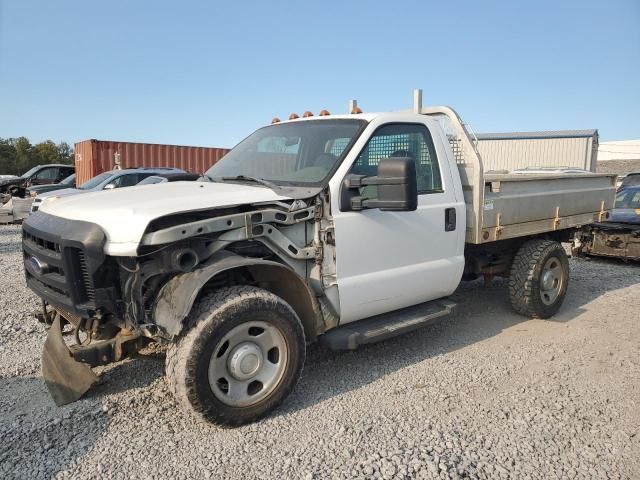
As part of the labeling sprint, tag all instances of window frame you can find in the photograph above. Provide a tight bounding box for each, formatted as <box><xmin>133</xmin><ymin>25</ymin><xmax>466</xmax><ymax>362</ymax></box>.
<box><xmin>350</xmin><ymin>122</ymin><xmax>444</xmax><ymax>195</ymax></box>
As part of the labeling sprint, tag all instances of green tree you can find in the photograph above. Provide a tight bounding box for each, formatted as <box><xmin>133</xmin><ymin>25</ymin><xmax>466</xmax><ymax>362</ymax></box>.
<box><xmin>13</xmin><ymin>137</ymin><xmax>33</xmax><ymax>174</ymax></box>
<box><xmin>0</xmin><ymin>138</ymin><xmax>18</xmax><ymax>175</ymax></box>
<box><xmin>34</xmin><ymin>140</ymin><xmax>60</xmax><ymax>164</ymax></box>
<box><xmin>0</xmin><ymin>137</ymin><xmax>75</xmax><ymax>175</ymax></box>
<box><xmin>57</xmin><ymin>141</ymin><xmax>74</xmax><ymax>164</ymax></box>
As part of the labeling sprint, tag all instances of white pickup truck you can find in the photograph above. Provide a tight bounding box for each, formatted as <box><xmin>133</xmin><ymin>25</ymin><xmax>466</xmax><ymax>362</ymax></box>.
<box><xmin>23</xmin><ymin>92</ymin><xmax>616</xmax><ymax>426</ymax></box>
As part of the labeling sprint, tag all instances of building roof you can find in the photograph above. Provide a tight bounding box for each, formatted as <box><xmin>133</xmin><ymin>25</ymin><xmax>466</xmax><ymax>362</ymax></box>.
<box><xmin>475</xmin><ymin>130</ymin><xmax>598</xmax><ymax>141</ymax></box>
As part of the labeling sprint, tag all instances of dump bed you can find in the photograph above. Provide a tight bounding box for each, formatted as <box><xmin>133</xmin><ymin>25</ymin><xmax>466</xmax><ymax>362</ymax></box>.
<box><xmin>420</xmin><ymin>106</ymin><xmax>617</xmax><ymax>244</ymax></box>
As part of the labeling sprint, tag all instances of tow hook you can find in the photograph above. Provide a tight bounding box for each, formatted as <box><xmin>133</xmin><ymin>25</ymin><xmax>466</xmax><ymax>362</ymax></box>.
<box><xmin>42</xmin><ymin>314</ymin><xmax>146</xmax><ymax>406</ymax></box>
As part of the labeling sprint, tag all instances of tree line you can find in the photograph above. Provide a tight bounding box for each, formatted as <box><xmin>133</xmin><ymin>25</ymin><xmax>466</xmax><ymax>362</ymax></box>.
<box><xmin>0</xmin><ymin>137</ymin><xmax>75</xmax><ymax>176</ymax></box>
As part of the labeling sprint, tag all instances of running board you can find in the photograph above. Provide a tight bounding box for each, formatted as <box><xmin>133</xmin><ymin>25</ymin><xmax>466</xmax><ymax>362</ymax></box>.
<box><xmin>320</xmin><ymin>299</ymin><xmax>456</xmax><ymax>350</ymax></box>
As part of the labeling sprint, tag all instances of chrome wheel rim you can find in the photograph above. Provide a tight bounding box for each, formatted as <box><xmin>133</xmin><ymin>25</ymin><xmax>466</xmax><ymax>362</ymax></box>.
<box><xmin>208</xmin><ymin>321</ymin><xmax>288</xmax><ymax>407</ymax></box>
<box><xmin>540</xmin><ymin>257</ymin><xmax>564</xmax><ymax>305</ymax></box>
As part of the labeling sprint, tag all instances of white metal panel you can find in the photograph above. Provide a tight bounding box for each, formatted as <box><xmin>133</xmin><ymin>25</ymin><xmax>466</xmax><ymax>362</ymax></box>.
<box><xmin>476</xmin><ymin>133</ymin><xmax>597</xmax><ymax>172</ymax></box>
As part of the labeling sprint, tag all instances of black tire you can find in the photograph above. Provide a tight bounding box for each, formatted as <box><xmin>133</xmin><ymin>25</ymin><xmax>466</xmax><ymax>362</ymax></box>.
<box><xmin>165</xmin><ymin>286</ymin><xmax>305</xmax><ymax>427</ymax></box>
<box><xmin>508</xmin><ymin>239</ymin><xmax>570</xmax><ymax>319</ymax></box>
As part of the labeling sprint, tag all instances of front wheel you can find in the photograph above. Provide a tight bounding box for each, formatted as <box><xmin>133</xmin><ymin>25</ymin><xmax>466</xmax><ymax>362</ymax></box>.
<box><xmin>508</xmin><ymin>239</ymin><xmax>570</xmax><ymax>319</ymax></box>
<box><xmin>165</xmin><ymin>286</ymin><xmax>305</xmax><ymax>427</ymax></box>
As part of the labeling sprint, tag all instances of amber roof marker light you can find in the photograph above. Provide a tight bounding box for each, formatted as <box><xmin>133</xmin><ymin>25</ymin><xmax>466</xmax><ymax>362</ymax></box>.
<box><xmin>302</xmin><ymin>111</ymin><xmax>313</xmax><ymax>118</ymax></box>
<box><xmin>288</xmin><ymin>113</ymin><xmax>299</xmax><ymax>120</ymax></box>
<box><xmin>319</xmin><ymin>110</ymin><xmax>330</xmax><ymax>116</ymax></box>
<box><xmin>271</xmin><ymin>117</ymin><xmax>281</xmax><ymax>124</ymax></box>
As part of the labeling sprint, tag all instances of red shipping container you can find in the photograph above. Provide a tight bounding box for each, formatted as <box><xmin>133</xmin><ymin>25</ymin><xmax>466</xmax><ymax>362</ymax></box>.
<box><xmin>74</xmin><ymin>139</ymin><xmax>230</xmax><ymax>185</ymax></box>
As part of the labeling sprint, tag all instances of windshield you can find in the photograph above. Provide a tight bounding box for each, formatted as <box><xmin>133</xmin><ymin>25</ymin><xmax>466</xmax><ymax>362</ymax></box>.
<box><xmin>79</xmin><ymin>172</ymin><xmax>113</xmax><ymax>190</ymax></box>
<box><xmin>621</xmin><ymin>174</ymin><xmax>640</xmax><ymax>187</ymax></box>
<box><xmin>60</xmin><ymin>174</ymin><xmax>76</xmax><ymax>185</ymax></box>
<box><xmin>20</xmin><ymin>166</ymin><xmax>41</xmax><ymax>178</ymax></box>
<box><xmin>205</xmin><ymin>119</ymin><xmax>365</xmax><ymax>187</ymax></box>
<box><xmin>615</xmin><ymin>189</ymin><xmax>640</xmax><ymax>209</ymax></box>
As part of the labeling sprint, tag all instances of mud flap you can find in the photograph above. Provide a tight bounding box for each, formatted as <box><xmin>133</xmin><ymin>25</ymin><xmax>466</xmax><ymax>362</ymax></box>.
<box><xmin>42</xmin><ymin>315</ymin><xmax>97</xmax><ymax>406</ymax></box>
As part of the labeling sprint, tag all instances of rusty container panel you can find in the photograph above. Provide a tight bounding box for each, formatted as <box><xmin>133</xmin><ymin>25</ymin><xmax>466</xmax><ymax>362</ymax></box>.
<box><xmin>74</xmin><ymin>140</ymin><xmax>230</xmax><ymax>185</ymax></box>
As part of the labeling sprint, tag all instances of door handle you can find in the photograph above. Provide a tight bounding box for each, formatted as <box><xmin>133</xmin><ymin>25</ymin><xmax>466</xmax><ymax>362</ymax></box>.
<box><xmin>445</xmin><ymin>208</ymin><xmax>456</xmax><ymax>232</ymax></box>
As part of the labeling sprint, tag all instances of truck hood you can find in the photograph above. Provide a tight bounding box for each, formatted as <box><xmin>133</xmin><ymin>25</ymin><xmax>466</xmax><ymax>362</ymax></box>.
<box><xmin>39</xmin><ymin>181</ymin><xmax>292</xmax><ymax>255</ymax></box>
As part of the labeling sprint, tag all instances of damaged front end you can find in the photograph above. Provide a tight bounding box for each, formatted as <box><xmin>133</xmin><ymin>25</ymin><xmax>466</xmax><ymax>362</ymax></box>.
<box><xmin>41</xmin><ymin>311</ymin><xmax>145</xmax><ymax>405</ymax></box>
<box><xmin>24</xmin><ymin>195</ymin><xmax>326</xmax><ymax>405</ymax></box>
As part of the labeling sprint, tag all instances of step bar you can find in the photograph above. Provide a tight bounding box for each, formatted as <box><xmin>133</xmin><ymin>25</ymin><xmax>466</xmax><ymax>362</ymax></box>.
<box><xmin>320</xmin><ymin>299</ymin><xmax>456</xmax><ymax>350</ymax></box>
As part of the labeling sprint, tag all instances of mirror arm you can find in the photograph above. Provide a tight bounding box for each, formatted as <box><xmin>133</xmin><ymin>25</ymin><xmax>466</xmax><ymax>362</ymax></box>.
<box><xmin>345</xmin><ymin>175</ymin><xmax>406</xmax><ymax>188</ymax></box>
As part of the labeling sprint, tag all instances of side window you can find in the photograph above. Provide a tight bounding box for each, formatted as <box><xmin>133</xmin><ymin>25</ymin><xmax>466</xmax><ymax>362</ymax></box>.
<box><xmin>136</xmin><ymin>173</ymin><xmax>156</xmax><ymax>183</ymax></box>
<box><xmin>33</xmin><ymin>167</ymin><xmax>58</xmax><ymax>180</ymax></box>
<box><xmin>112</xmin><ymin>174</ymin><xmax>139</xmax><ymax>188</ymax></box>
<box><xmin>325</xmin><ymin>138</ymin><xmax>351</xmax><ymax>157</ymax></box>
<box><xmin>351</xmin><ymin>123</ymin><xmax>443</xmax><ymax>194</ymax></box>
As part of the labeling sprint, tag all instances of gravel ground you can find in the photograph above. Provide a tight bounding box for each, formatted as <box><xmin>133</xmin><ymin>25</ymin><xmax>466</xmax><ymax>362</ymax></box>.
<box><xmin>1</xmin><ymin>223</ymin><xmax>639</xmax><ymax>479</ymax></box>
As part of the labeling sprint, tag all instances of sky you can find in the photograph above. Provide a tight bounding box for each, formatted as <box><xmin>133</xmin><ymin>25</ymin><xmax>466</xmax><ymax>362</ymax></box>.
<box><xmin>0</xmin><ymin>0</ymin><xmax>639</xmax><ymax>149</ymax></box>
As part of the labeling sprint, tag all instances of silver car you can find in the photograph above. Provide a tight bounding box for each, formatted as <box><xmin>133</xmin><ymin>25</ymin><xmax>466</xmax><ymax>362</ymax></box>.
<box><xmin>31</xmin><ymin>167</ymin><xmax>185</xmax><ymax>212</ymax></box>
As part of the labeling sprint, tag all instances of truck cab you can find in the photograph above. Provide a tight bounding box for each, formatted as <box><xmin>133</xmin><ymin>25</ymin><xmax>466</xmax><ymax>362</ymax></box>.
<box><xmin>23</xmin><ymin>93</ymin><xmax>616</xmax><ymax>426</ymax></box>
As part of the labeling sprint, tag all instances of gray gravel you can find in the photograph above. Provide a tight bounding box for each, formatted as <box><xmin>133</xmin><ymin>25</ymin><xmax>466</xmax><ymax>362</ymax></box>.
<box><xmin>1</xmin><ymin>223</ymin><xmax>639</xmax><ymax>479</ymax></box>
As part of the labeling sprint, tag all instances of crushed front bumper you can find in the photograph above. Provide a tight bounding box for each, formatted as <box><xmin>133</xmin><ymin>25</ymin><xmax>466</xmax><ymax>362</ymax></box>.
<box><xmin>42</xmin><ymin>314</ymin><xmax>146</xmax><ymax>405</ymax></box>
<box><xmin>42</xmin><ymin>315</ymin><xmax>97</xmax><ymax>406</ymax></box>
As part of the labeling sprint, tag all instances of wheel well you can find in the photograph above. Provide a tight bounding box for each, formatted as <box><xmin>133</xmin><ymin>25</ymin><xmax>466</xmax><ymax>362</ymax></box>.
<box><xmin>200</xmin><ymin>264</ymin><xmax>323</xmax><ymax>341</ymax></box>
<box><xmin>465</xmin><ymin>232</ymin><xmax>570</xmax><ymax>279</ymax></box>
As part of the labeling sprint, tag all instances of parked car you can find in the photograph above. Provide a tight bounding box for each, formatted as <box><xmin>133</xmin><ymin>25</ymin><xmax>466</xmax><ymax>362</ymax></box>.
<box><xmin>23</xmin><ymin>93</ymin><xmax>616</xmax><ymax>426</ymax></box>
<box><xmin>31</xmin><ymin>167</ymin><xmax>186</xmax><ymax>212</ymax></box>
<box><xmin>26</xmin><ymin>173</ymin><xmax>76</xmax><ymax>198</ymax></box>
<box><xmin>0</xmin><ymin>164</ymin><xmax>75</xmax><ymax>197</ymax></box>
<box><xmin>136</xmin><ymin>172</ymin><xmax>201</xmax><ymax>185</ymax></box>
<box><xmin>578</xmin><ymin>185</ymin><xmax>640</xmax><ymax>261</ymax></box>
<box><xmin>618</xmin><ymin>172</ymin><xmax>640</xmax><ymax>191</ymax></box>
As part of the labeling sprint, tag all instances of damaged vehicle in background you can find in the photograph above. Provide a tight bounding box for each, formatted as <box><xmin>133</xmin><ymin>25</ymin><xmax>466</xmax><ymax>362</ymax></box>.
<box><xmin>22</xmin><ymin>91</ymin><xmax>616</xmax><ymax>427</ymax></box>
<box><xmin>0</xmin><ymin>164</ymin><xmax>75</xmax><ymax>198</ymax></box>
<box><xmin>576</xmin><ymin>185</ymin><xmax>640</xmax><ymax>261</ymax></box>
<box><xmin>26</xmin><ymin>173</ymin><xmax>76</xmax><ymax>198</ymax></box>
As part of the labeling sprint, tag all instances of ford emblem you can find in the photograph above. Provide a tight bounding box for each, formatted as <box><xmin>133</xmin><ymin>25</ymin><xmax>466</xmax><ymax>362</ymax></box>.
<box><xmin>28</xmin><ymin>256</ymin><xmax>48</xmax><ymax>275</ymax></box>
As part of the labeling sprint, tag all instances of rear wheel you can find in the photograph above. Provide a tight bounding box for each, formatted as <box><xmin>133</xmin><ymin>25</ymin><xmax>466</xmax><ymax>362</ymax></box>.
<box><xmin>508</xmin><ymin>239</ymin><xmax>569</xmax><ymax>318</ymax></box>
<box><xmin>165</xmin><ymin>286</ymin><xmax>305</xmax><ymax>427</ymax></box>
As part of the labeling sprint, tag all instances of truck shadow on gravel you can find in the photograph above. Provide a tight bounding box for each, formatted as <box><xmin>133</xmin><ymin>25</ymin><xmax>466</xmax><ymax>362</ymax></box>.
<box><xmin>58</xmin><ymin>258</ymin><xmax>640</xmax><ymax>429</ymax></box>
<box><xmin>0</xmin><ymin>376</ymin><xmax>107</xmax><ymax>479</ymax></box>
<box><xmin>87</xmin><ymin>257</ymin><xmax>639</xmax><ymax>423</ymax></box>
<box><xmin>278</xmin><ymin>258</ymin><xmax>640</xmax><ymax>417</ymax></box>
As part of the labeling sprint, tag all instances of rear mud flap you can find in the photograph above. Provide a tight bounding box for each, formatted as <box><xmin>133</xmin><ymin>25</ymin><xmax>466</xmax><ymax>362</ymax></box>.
<box><xmin>42</xmin><ymin>315</ymin><xmax>97</xmax><ymax>406</ymax></box>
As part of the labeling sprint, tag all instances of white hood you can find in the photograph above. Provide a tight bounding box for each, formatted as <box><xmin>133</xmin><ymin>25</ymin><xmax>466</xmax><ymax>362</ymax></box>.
<box><xmin>37</xmin><ymin>187</ymin><xmax>82</xmax><ymax>199</ymax></box>
<box><xmin>39</xmin><ymin>181</ymin><xmax>291</xmax><ymax>256</ymax></box>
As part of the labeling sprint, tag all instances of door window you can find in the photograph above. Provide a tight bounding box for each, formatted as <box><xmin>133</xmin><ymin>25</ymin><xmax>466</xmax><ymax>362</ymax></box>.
<box><xmin>136</xmin><ymin>172</ymin><xmax>157</xmax><ymax>183</ymax></box>
<box><xmin>351</xmin><ymin>123</ymin><xmax>443</xmax><ymax>194</ymax></box>
<box><xmin>111</xmin><ymin>173</ymin><xmax>139</xmax><ymax>188</ymax></box>
<box><xmin>33</xmin><ymin>167</ymin><xmax>58</xmax><ymax>181</ymax></box>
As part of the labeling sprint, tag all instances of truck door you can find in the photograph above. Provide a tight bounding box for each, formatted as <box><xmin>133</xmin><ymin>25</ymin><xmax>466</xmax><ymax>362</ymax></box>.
<box><xmin>332</xmin><ymin>121</ymin><xmax>465</xmax><ymax>324</ymax></box>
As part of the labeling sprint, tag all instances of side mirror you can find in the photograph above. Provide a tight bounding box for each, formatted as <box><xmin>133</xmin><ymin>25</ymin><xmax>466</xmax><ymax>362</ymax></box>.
<box><xmin>340</xmin><ymin>157</ymin><xmax>418</xmax><ymax>212</ymax></box>
<box><xmin>103</xmin><ymin>183</ymin><xmax>116</xmax><ymax>190</ymax></box>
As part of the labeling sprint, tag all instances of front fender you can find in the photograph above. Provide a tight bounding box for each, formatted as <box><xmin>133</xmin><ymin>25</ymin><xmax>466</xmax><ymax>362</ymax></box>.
<box><xmin>153</xmin><ymin>251</ymin><xmax>322</xmax><ymax>340</ymax></box>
